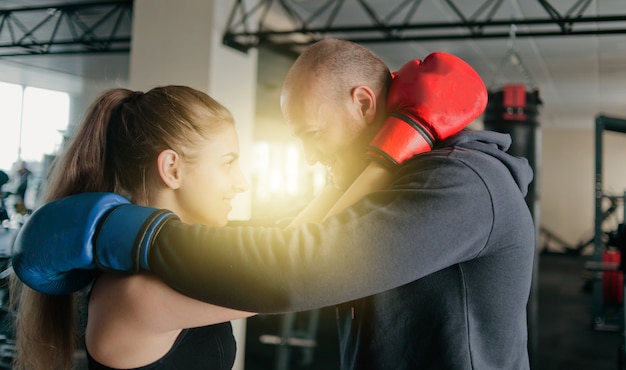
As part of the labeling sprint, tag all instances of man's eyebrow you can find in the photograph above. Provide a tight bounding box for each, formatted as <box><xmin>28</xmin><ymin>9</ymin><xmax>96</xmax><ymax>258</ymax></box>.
<box><xmin>292</xmin><ymin>124</ymin><xmax>318</xmax><ymax>138</ymax></box>
<box><xmin>291</xmin><ymin>127</ymin><xmax>305</xmax><ymax>138</ymax></box>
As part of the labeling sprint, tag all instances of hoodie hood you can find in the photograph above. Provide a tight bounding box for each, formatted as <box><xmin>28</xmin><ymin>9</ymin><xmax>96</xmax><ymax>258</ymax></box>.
<box><xmin>436</xmin><ymin>129</ymin><xmax>534</xmax><ymax>197</ymax></box>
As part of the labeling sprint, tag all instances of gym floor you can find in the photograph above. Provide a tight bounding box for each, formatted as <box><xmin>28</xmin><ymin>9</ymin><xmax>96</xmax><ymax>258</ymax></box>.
<box><xmin>535</xmin><ymin>253</ymin><xmax>622</xmax><ymax>370</ymax></box>
<box><xmin>245</xmin><ymin>253</ymin><xmax>625</xmax><ymax>370</ymax></box>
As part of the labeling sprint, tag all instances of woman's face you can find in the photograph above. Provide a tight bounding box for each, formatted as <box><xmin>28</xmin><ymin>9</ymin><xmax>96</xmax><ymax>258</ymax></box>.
<box><xmin>175</xmin><ymin>124</ymin><xmax>248</xmax><ymax>227</ymax></box>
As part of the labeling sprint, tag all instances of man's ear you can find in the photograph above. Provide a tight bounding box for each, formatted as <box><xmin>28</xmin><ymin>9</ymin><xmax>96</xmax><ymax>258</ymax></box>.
<box><xmin>351</xmin><ymin>85</ymin><xmax>377</xmax><ymax>124</ymax></box>
<box><xmin>157</xmin><ymin>149</ymin><xmax>182</xmax><ymax>189</ymax></box>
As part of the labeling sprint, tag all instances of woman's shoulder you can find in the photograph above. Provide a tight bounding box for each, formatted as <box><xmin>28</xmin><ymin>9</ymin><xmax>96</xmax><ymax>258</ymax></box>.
<box><xmin>86</xmin><ymin>273</ymin><xmax>186</xmax><ymax>368</ymax></box>
<box><xmin>89</xmin><ymin>272</ymin><xmax>174</xmax><ymax>328</ymax></box>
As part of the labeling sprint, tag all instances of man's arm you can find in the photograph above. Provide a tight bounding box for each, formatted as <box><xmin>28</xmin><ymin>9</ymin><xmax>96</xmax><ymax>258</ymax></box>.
<box><xmin>146</xmin><ymin>158</ymin><xmax>493</xmax><ymax>313</ymax></box>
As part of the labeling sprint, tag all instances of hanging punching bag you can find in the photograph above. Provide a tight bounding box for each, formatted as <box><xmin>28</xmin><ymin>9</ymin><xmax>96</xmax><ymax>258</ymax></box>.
<box><xmin>483</xmin><ymin>83</ymin><xmax>541</xmax><ymax>213</ymax></box>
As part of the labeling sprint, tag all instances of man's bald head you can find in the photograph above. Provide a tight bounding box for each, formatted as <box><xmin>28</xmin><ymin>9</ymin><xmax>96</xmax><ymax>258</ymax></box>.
<box><xmin>279</xmin><ymin>39</ymin><xmax>393</xmax><ymax>189</ymax></box>
<box><xmin>282</xmin><ymin>39</ymin><xmax>391</xmax><ymax>107</ymax></box>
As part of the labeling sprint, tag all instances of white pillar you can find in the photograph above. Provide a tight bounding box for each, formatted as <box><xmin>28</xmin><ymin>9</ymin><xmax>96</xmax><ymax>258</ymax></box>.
<box><xmin>129</xmin><ymin>1</ymin><xmax>258</xmax><ymax>369</ymax></box>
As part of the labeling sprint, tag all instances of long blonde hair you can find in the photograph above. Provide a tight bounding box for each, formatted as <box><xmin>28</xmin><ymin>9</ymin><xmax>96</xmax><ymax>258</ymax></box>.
<box><xmin>10</xmin><ymin>85</ymin><xmax>235</xmax><ymax>370</ymax></box>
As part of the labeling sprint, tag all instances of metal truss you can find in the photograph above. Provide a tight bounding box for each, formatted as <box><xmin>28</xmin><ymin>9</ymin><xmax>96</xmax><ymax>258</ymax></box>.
<box><xmin>0</xmin><ymin>0</ymin><xmax>132</xmax><ymax>57</ymax></box>
<box><xmin>222</xmin><ymin>0</ymin><xmax>626</xmax><ymax>53</ymax></box>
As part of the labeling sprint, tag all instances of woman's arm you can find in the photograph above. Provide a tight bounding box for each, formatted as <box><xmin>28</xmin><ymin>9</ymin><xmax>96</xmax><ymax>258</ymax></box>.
<box><xmin>89</xmin><ymin>273</ymin><xmax>254</xmax><ymax>333</ymax></box>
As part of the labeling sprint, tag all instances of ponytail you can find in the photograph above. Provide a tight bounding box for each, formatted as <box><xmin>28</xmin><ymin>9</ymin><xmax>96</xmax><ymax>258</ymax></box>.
<box><xmin>44</xmin><ymin>88</ymin><xmax>135</xmax><ymax>202</ymax></box>
<box><xmin>12</xmin><ymin>88</ymin><xmax>134</xmax><ymax>370</ymax></box>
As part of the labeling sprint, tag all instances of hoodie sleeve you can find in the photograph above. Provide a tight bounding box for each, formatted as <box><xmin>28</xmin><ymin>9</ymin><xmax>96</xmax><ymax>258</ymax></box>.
<box><xmin>148</xmin><ymin>152</ymin><xmax>498</xmax><ymax>313</ymax></box>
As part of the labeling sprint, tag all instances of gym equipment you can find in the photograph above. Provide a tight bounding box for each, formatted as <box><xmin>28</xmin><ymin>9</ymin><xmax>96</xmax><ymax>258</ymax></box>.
<box><xmin>258</xmin><ymin>310</ymin><xmax>320</xmax><ymax>370</ymax></box>
<box><xmin>584</xmin><ymin>116</ymin><xmax>626</xmax><ymax>329</ymax></box>
<box><xmin>583</xmin><ymin>115</ymin><xmax>626</xmax><ymax>369</ymax></box>
<box><xmin>0</xmin><ymin>252</ymin><xmax>15</xmax><ymax>369</ymax></box>
<box><xmin>540</xmin><ymin>194</ymin><xmax>623</xmax><ymax>255</ymax></box>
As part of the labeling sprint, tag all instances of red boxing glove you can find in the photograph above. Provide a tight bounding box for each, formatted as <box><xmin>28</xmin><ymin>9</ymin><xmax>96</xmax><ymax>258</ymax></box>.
<box><xmin>366</xmin><ymin>52</ymin><xmax>488</xmax><ymax>167</ymax></box>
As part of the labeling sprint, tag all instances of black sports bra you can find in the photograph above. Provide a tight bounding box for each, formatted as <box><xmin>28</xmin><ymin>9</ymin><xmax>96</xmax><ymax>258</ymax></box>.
<box><xmin>86</xmin><ymin>322</ymin><xmax>236</xmax><ymax>370</ymax></box>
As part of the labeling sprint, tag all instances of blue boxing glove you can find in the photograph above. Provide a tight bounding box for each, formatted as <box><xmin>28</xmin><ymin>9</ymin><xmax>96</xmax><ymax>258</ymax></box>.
<box><xmin>12</xmin><ymin>192</ymin><xmax>177</xmax><ymax>295</ymax></box>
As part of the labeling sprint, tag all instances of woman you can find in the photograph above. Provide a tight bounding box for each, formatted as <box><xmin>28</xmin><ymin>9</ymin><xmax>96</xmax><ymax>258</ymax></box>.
<box><xmin>11</xmin><ymin>86</ymin><xmax>253</xmax><ymax>370</ymax></box>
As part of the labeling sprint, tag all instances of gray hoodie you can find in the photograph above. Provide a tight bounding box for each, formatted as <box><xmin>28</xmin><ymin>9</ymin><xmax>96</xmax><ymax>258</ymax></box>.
<box><xmin>153</xmin><ymin>129</ymin><xmax>535</xmax><ymax>369</ymax></box>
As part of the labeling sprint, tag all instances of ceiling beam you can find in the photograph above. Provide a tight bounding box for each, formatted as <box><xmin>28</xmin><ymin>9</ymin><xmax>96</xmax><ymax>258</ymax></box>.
<box><xmin>222</xmin><ymin>0</ymin><xmax>626</xmax><ymax>53</ymax></box>
<box><xmin>0</xmin><ymin>1</ymin><xmax>132</xmax><ymax>57</ymax></box>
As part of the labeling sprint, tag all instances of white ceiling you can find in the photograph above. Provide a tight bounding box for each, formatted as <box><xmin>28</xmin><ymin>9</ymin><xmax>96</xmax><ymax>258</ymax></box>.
<box><xmin>2</xmin><ymin>0</ymin><xmax>625</xmax><ymax>131</ymax></box>
<box><xmin>249</xmin><ymin>0</ymin><xmax>626</xmax><ymax>131</ymax></box>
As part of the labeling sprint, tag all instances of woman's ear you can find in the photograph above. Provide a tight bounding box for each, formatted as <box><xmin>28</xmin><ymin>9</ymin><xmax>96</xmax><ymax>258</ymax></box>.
<box><xmin>157</xmin><ymin>149</ymin><xmax>182</xmax><ymax>189</ymax></box>
<box><xmin>351</xmin><ymin>85</ymin><xmax>377</xmax><ymax>124</ymax></box>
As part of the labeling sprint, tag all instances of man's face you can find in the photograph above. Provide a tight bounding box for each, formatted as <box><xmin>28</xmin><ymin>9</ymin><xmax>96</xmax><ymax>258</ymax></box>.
<box><xmin>281</xmin><ymin>78</ymin><xmax>372</xmax><ymax>189</ymax></box>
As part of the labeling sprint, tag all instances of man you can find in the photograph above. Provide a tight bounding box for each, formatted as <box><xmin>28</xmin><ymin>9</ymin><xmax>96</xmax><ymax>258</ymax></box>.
<box><xmin>14</xmin><ymin>160</ymin><xmax>32</xmax><ymax>214</ymax></box>
<box><xmin>13</xmin><ymin>39</ymin><xmax>534</xmax><ymax>369</ymax></box>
